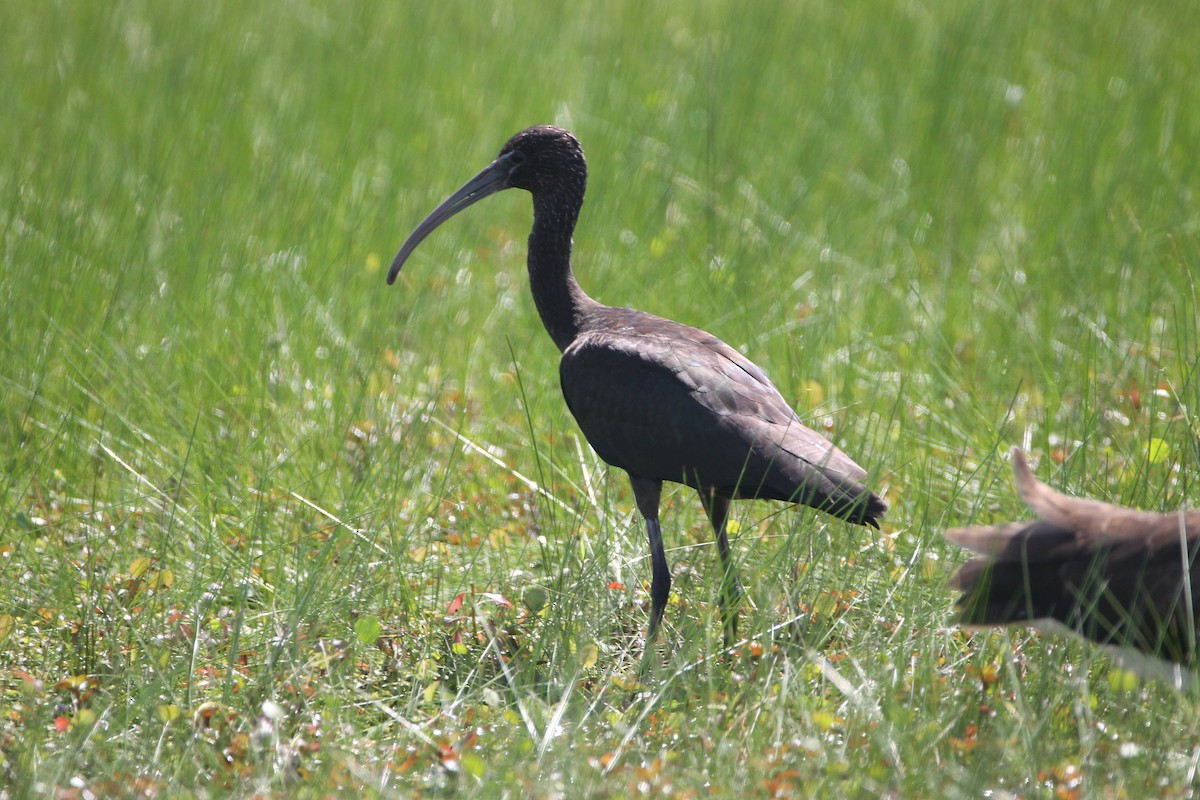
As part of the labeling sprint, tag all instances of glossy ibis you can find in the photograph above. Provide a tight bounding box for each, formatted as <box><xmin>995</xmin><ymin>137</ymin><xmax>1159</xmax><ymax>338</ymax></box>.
<box><xmin>947</xmin><ymin>447</ymin><xmax>1200</xmax><ymax>678</ymax></box>
<box><xmin>388</xmin><ymin>126</ymin><xmax>886</xmax><ymax>644</ymax></box>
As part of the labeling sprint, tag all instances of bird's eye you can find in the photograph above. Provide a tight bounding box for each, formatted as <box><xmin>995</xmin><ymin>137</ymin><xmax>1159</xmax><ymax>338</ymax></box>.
<box><xmin>509</xmin><ymin>151</ymin><xmax>526</xmax><ymax>165</ymax></box>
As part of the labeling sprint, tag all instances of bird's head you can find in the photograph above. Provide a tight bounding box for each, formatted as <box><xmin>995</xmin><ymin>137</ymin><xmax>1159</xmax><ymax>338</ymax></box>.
<box><xmin>496</xmin><ymin>126</ymin><xmax>586</xmax><ymax>197</ymax></box>
<box><xmin>387</xmin><ymin>125</ymin><xmax>587</xmax><ymax>284</ymax></box>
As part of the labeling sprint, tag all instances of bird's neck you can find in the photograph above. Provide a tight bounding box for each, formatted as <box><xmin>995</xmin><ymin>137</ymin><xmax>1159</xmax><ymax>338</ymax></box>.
<box><xmin>527</xmin><ymin>194</ymin><xmax>600</xmax><ymax>353</ymax></box>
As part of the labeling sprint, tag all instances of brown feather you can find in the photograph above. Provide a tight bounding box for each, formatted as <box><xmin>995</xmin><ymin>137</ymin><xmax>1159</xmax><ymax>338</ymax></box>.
<box><xmin>946</xmin><ymin>447</ymin><xmax>1200</xmax><ymax>671</ymax></box>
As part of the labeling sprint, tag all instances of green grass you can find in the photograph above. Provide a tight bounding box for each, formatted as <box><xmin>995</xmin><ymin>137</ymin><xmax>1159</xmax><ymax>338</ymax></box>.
<box><xmin>2</xmin><ymin>0</ymin><xmax>1199</xmax><ymax>796</ymax></box>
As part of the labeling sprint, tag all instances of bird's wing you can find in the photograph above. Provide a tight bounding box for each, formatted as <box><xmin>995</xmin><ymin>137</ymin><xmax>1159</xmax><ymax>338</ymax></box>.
<box><xmin>949</xmin><ymin>449</ymin><xmax>1198</xmax><ymax>557</ymax></box>
<box><xmin>560</xmin><ymin>317</ymin><xmax>879</xmax><ymax>519</ymax></box>
<box><xmin>560</xmin><ymin>327</ymin><xmax>747</xmax><ymax>479</ymax></box>
<box><xmin>697</xmin><ymin>334</ymin><xmax>870</xmax><ymax>486</ymax></box>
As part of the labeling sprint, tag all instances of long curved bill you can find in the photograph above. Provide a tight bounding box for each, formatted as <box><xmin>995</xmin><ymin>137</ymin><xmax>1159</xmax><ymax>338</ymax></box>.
<box><xmin>387</xmin><ymin>152</ymin><xmax>518</xmax><ymax>284</ymax></box>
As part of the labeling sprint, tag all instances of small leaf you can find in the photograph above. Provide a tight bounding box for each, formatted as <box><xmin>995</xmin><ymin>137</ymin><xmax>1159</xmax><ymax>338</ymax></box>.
<box><xmin>129</xmin><ymin>557</ymin><xmax>153</xmax><ymax>579</ymax></box>
<box><xmin>811</xmin><ymin>710</ymin><xmax>843</xmax><ymax>731</ymax></box>
<box><xmin>148</xmin><ymin>569</ymin><xmax>175</xmax><ymax>590</ymax></box>
<box><xmin>611</xmin><ymin>675</ymin><xmax>642</xmax><ymax>692</ymax></box>
<box><xmin>158</xmin><ymin>703</ymin><xmax>181</xmax><ymax>723</ymax></box>
<box><xmin>522</xmin><ymin>586</ymin><xmax>548</xmax><ymax>612</ymax></box>
<box><xmin>1146</xmin><ymin>438</ymin><xmax>1169</xmax><ymax>465</ymax></box>
<box><xmin>479</xmin><ymin>592</ymin><xmax>512</xmax><ymax>608</ymax></box>
<box><xmin>354</xmin><ymin>615</ymin><xmax>383</xmax><ymax>645</ymax></box>
<box><xmin>461</xmin><ymin>752</ymin><xmax>488</xmax><ymax>779</ymax></box>
<box><xmin>446</xmin><ymin>593</ymin><xmax>465</xmax><ymax>615</ymax></box>
<box><xmin>580</xmin><ymin>643</ymin><xmax>599</xmax><ymax>669</ymax></box>
<box><xmin>1107</xmin><ymin>669</ymin><xmax>1140</xmax><ymax>693</ymax></box>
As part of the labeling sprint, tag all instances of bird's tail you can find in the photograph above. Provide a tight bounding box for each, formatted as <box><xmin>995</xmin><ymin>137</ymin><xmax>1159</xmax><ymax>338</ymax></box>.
<box><xmin>788</xmin><ymin>473</ymin><xmax>887</xmax><ymax>529</ymax></box>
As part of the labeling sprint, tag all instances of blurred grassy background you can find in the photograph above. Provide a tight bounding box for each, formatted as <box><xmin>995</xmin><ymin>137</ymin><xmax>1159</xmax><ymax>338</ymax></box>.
<box><xmin>2</xmin><ymin>1</ymin><xmax>1198</xmax><ymax>796</ymax></box>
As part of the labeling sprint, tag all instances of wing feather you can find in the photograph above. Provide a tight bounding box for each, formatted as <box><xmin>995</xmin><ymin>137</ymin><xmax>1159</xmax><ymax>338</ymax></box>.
<box><xmin>560</xmin><ymin>309</ymin><xmax>884</xmax><ymax>524</ymax></box>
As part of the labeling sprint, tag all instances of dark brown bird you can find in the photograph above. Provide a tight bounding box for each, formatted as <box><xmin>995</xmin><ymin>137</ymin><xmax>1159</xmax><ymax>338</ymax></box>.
<box><xmin>388</xmin><ymin>126</ymin><xmax>886</xmax><ymax>644</ymax></box>
<box><xmin>947</xmin><ymin>447</ymin><xmax>1200</xmax><ymax>675</ymax></box>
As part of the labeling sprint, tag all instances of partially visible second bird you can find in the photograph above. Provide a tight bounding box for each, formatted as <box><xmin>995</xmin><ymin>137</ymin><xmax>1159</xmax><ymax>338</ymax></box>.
<box><xmin>946</xmin><ymin>447</ymin><xmax>1200</xmax><ymax>679</ymax></box>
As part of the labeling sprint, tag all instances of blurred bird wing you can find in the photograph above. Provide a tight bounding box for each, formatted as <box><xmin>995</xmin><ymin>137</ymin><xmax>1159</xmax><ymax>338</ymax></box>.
<box><xmin>1007</xmin><ymin>447</ymin><xmax>1198</xmax><ymax>548</ymax></box>
<box><xmin>946</xmin><ymin>448</ymin><xmax>1200</xmax><ymax>572</ymax></box>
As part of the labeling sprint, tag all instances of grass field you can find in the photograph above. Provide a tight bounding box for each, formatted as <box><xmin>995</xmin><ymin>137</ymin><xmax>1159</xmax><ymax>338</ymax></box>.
<box><xmin>2</xmin><ymin>1</ymin><xmax>1199</xmax><ymax>796</ymax></box>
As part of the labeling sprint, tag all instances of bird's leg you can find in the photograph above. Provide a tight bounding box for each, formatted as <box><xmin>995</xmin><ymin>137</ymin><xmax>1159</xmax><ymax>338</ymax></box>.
<box><xmin>700</xmin><ymin>491</ymin><xmax>739</xmax><ymax>647</ymax></box>
<box><xmin>629</xmin><ymin>476</ymin><xmax>669</xmax><ymax>643</ymax></box>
